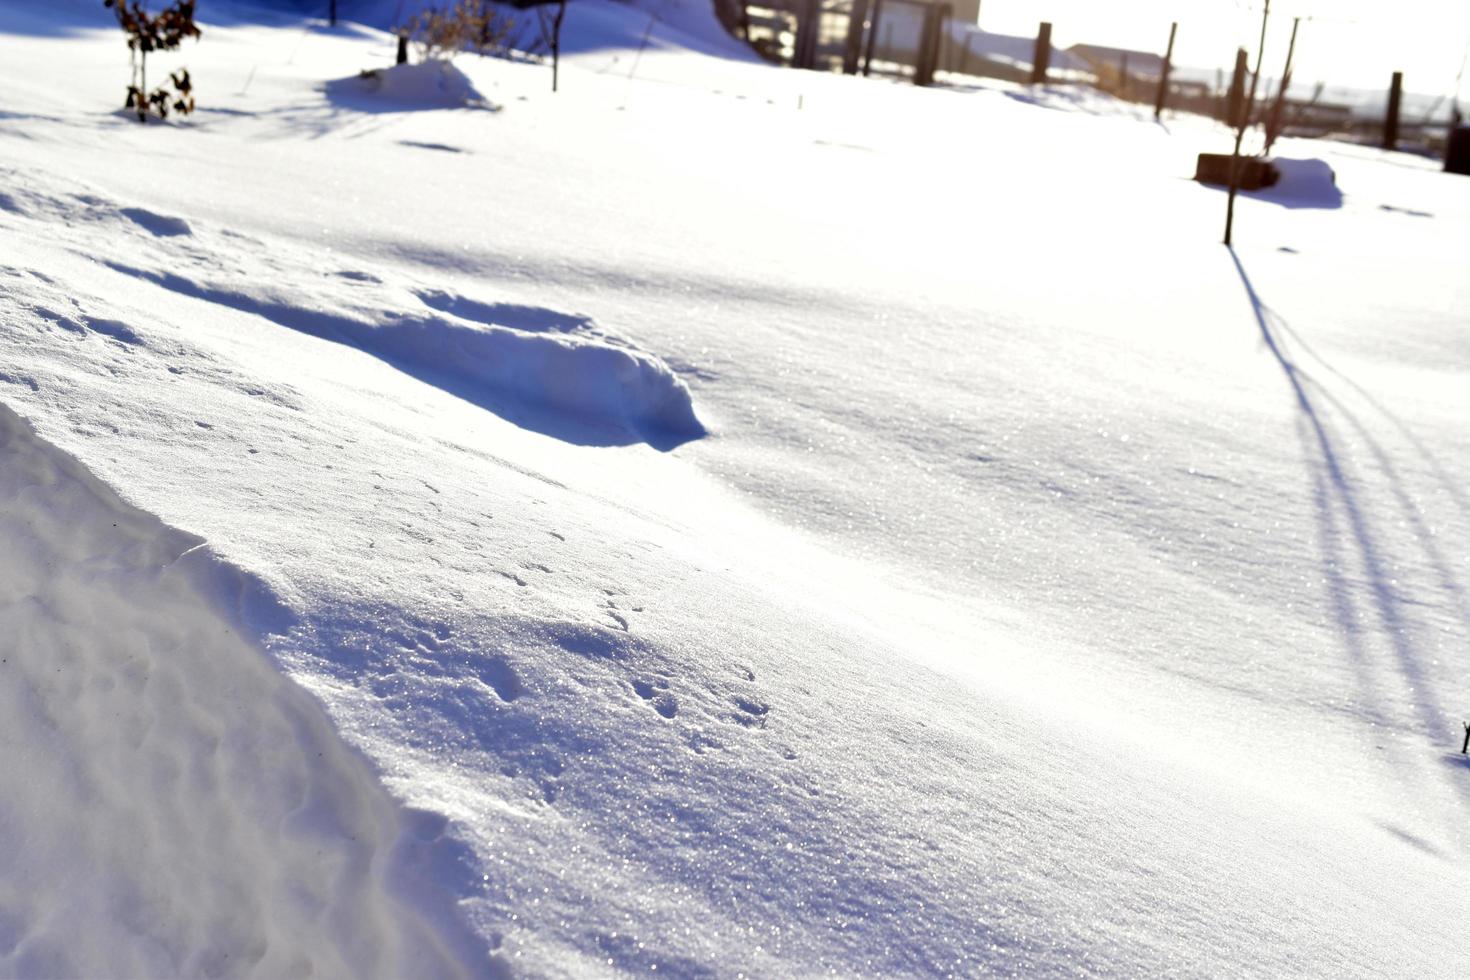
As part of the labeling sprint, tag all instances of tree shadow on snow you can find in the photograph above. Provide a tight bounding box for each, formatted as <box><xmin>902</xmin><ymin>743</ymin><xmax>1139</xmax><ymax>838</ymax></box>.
<box><xmin>1228</xmin><ymin>248</ymin><xmax>1470</xmax><ymax>809</ymax></box>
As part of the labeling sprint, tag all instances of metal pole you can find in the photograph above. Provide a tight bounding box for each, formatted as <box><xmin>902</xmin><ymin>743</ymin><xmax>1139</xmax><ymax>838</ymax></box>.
<box><xmin>1225</xmin><ymin>0</ymin><xmax>1271</xmax><ymax>247</ymax></box>
<box><xmin>1154</xmin><ymin>22</ymin><xmax>1177</xmax><ymax>119</ymax></box>
<box><xmin>330</xmin><ymin>0</ymin><xmax>337</xmax><ymax>26</ymax></box>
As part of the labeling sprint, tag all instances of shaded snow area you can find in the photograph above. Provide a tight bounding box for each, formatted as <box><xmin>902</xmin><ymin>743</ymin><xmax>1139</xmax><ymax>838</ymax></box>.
<box><xmin>0</xmin><ymin>175</ymin><xmax>701</xmax><ymax>449</ymax></box>
<box><xmin>3</xmin><ymin>0</ymin><xmax>1470</xmax><ymax>977</ymax></box>
<box><xmin>0</xmin><ymin>406</ymin><xmax>487</xmax><ymax>979</ymax></box>
<box><xmin>327</xmin><ymin>61</ymin><xmax>494</xmax><ymax>111</ymax></box>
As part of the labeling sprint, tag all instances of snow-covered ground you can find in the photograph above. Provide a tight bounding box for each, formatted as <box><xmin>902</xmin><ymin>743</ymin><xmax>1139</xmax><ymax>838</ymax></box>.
<box><xmin>2</xmin><ymin>0</ymin><xmax>1469</xmax><ymax>976</ymax></box>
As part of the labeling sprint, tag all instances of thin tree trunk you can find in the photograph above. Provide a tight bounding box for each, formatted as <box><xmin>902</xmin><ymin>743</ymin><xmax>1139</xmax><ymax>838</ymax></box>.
<box><xmin>1225</xmin><ymin>0</ymin><xmax>1271</xmax><ymax>247</ymax></box>
<box><xmin>552</xmin><ymin>0</ymin><xmax>566</xmax><ymax>93</ymax></box>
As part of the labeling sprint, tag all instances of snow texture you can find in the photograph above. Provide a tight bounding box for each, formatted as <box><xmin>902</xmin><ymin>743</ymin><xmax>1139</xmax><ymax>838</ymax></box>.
<box><xmin>327</xmin><ymin>61</ymin><xmax>494</xmax><ymax>111</ymax></box>
<box><xmin>0</xmin><ymin>405</ymin><xmax>490</xmax><ymax>979</ymax></box>
<box><xmin>1</xmin><ymin>0</ymin><xmax>1469</xmax><ymax>977</ymax></box>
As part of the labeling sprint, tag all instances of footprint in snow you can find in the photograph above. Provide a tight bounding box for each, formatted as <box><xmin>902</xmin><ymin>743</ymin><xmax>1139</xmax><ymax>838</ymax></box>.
<box><xmin>119</xmin><ymin>207</ymin><xmax>191</xmax><ymax>238</ymax></box>
<box><xmin>632</xmin><ymin>678</ymin><xmax>678</xmax><ymax>719</ymax></box>
<box><xmin>731</xmin><ymin>696</ymin><xmax>769</xmax><ymax>728</ymax></box>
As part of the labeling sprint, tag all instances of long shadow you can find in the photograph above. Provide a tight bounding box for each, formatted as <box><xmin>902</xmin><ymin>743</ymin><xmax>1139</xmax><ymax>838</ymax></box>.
<box><xmin>104</xmin><ymin>260</ymin><xmax>703</xmax><ymax>451</ymax></box>
<box><xmin>1201</xmin><ymin>184</ymin><xmax>1344</xmax><ymax>211</ymax></box>
<box><xmin>1203</xmin><ymin>160</ymin><xmax>1344</xmax><ymax>211</ymax></box>
<box><xmin>321</xmin><ymin>71</ymin><xmax>500</xmax><ymax>115</ymax></box>
<box><xmin>246</xmin><ymin>70</ymin><xmax>501</xmax><ymax>141</ymax></box>
<box><xmin>1266</xmin><ymin>314</ymin><xmax>1470</xmax><ymax>525</ymax></box>
<box><xmin>0</xmin><ymin>0</ymin><xmax>113</xmax><ymax>36</ymax></box>
<box><xmin>1228</xmin><ymin>249</ymin><xmax>1467</xmax><ymax>791</ymax></box>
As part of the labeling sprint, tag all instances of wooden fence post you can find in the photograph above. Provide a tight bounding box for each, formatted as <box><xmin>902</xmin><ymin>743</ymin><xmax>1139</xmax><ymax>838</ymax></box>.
<box><xmin>1225</xmin><ymin>47</ymin><xmax>1249</xmax><ymax>128</ymax></box>
<box><xmin>1155</xmin><ymin>22</ymin><xmax>1176</xmax><ymax>119</ymax></box>
<box><xmin>1225</xmin><ymin>0</ymin><xmax>1271</xmax><ymax>247</ymax></box>
<box><xmin>914</xmin><ymin>3</ymin><xmax>950</xmax><ymax>86</ymax></box>
<box><xmin>843</xmin><ymin>0</ymin><xmax>870</xmax><ymax>74</ymax></box>
<box><xmin>792</xmin><ymin>0</ymin><xmax>821</xmax><ymax>69</ymax></box>
<box><xmin>1031</xmin><ymin>22</ymin><xmax>1051</xmax><ymax>85</ymax></box>
<box><xmin>1384</xmin><ymin>71</ymin><xmax>1403</xmax><ymax>150</ymax></box>
<box><xmin>862</xmin><ymin>0</ymin><xmax>884</xmax><ymax>76</ymax></box>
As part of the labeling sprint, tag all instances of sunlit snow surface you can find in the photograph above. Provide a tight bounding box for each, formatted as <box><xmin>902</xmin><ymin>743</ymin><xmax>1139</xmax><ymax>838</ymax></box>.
<box><xmin>2</xmin><ymin>0</ymin><xmax>1469</xmax><ymax>976</ymax></box>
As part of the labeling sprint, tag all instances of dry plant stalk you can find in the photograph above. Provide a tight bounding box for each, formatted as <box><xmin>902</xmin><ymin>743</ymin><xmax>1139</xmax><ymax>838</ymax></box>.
<box><xmin>104</xmin><ymin>0</ymin><xmax>201</xmax><ymax>121</ymax></box>
<box><xmin>401</xmin><ymin>1</ymin><xmax>514</xmax><ymax>63</ymax></box>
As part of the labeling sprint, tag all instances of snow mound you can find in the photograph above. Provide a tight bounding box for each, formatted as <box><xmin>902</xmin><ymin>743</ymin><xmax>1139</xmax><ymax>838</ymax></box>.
<box><xmin>328</xmin><ymin>61</ymin><xmax>492</xmax><ymax>110</ymax></box>
<box><xmin>0</xmin><ymin>403</ymin><xmax>490</xmax><ymax>979</ymax></box>
<box><xmin>1262</xmin><ymin>157</ymin><xmax>1343</xmax><ymax>209</ymax></box>
<box><xmin>1194</xmin><ymin>157</ymin><xmax>1343</xmax><ymax>210</ymax></box>
<box><xmin>108</xmin><ymin>265</ymin><xmax>706</xmax><ymax>447</ymax></box>
<box><xmin>1</xmin><ymin>171</ymin><xmax>703</xmax><ymax>448</ymax></box>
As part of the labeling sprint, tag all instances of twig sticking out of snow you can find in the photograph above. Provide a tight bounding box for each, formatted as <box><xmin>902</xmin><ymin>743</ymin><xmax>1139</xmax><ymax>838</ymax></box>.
<box><xmin>620</xmin><ymin>13</ymin><xmax>659</xmax><ymax>111</ymax></box>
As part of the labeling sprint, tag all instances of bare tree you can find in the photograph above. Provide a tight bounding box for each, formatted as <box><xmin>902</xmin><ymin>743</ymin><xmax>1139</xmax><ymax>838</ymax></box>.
<box><xmin>1263</xmin><ymin>17</ymin><xmax>1301</xmax><ymax>156</ymax></box>
<box><xmin>511</xmin><ymin>0</ymin><xmax>571</xmax><ymax>93</ymax></box>
<box><xmin>1224</xmin><ymin>0</ymin><xmax>1271</xmax><ymax>246</ymax></box>
<box><xmin>540</xmin><ymin>0</ymin><xmax>568</xmax><ymax>94</ymax></box>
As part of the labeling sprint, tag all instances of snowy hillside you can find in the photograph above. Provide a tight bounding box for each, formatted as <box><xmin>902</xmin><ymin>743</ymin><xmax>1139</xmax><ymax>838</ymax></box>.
<box><xmin>2</xmin><ymin>0</ymin><xmax>1469</xmax><ymax>976</ymax></box>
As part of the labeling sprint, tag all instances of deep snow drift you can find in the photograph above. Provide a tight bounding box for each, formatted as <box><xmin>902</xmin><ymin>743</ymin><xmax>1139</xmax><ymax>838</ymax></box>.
<box><xmin>0</xmin><ymin>405</ymin><xmax>486</xmax><ymax>979</ymax></box>
<box><xmin>2</xmin><ymin>0</ymin><xmax>1469</xmax><ymax>977</ymax></box>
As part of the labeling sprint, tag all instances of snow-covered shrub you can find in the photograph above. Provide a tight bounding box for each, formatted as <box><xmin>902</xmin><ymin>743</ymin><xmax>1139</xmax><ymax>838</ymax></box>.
<box><xmin>103</xmin><ymin>0</ymin><xmax>200</xmax><ymax>122</ymax></box>
<box><xmin>399</xmin><ymin>0</ymin><xmax>514</xmax><ymax>63</ymax></box>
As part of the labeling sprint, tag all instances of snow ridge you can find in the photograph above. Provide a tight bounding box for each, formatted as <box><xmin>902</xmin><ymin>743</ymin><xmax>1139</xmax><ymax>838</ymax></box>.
<box><xmin>0</xmin><ymin>403</ymin><xmax>492</xmax><ymax>979</ymax></box>
<box><xmin>1</xmin><ymin>173</ymin><xmax>704</xmax><ymax>450</ymax></box>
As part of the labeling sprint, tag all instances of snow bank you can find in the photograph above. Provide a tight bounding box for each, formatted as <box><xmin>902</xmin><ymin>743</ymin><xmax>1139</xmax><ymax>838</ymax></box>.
<box><xmin>0</xmin><ymin>404</ymin><xmax>489</xmax><ymax>979</ymax></box>
<box><xmin>1259</xmin><ymin>157</ymin><xmax>1344</xmax><ymax>209</ymax></box>
<box><xmin>3</xmin><ymin>5</ymin><xmax>1470</xmax><ymax>977</ymax></box>
<box><xmin>1</xmin><ymin>172</ymin><xmax>703</xmax><ymax>448</ymax></box>
<box><xmin>1193</xmin><ymin>158</ymin><xmax>1344</xmax><ymax>209</ymax></box>
<box><xmin>327</xmin><ymin>61</ymin><xmax>492</xmax><ymax>110</ymax></box>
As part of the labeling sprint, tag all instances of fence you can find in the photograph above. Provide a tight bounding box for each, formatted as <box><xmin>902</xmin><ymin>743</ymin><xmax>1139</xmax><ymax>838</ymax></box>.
<box><xmin>727</xmin><ymin>0</ymin><xmax>1469</xmax><ymax>157</ymax></box>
